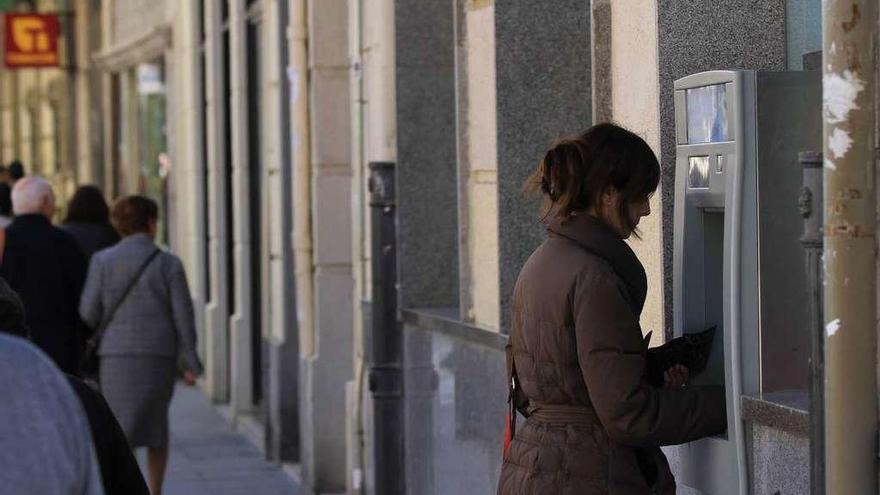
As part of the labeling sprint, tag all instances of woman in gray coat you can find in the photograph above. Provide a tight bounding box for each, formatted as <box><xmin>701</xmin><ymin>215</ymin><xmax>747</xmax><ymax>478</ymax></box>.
<box><xmin>80</xmin><ymin>195</ymin><xmax>203</xmax><ymax>495</ymax></box>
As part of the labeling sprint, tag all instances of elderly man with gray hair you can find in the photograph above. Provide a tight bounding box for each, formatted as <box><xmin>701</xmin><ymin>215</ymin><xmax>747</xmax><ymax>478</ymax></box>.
<box><xmin>0</xmin><ymin>176</ymin><xmax>88</xmax><ymax>374</ymax></box>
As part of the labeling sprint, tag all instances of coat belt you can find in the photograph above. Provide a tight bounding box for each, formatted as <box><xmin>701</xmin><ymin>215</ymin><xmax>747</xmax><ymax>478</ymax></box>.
<box><xmin>528</xmin><ymin>404</ymin><xmax>599</xmax><ymax>424</ymax></box>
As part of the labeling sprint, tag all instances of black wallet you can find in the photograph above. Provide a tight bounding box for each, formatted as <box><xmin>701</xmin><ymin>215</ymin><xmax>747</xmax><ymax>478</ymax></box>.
<box><xmin>644</xmin><ymin>326</ymin><xmax>717</xmax><ymax>388</ymax></box>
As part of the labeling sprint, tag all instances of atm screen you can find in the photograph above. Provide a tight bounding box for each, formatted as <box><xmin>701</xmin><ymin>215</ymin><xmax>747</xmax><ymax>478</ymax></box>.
<box><xmin>686</xmin><ymin>84</ymin><xmax>729</xmax><ymax>143</ymax></box>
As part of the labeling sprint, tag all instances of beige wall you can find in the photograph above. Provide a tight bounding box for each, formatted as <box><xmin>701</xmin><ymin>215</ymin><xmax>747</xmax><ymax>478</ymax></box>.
<box><xmin>108</xmin><ymin>0</ymin><xmax>168</xmax><ymax>48</ymax></box>
<box><xmin>0</xmin><ymin>72</ymin><xmax>16</xmax><ymax>161</ymax></box>
<box><xmin>460</xmin><ymin>0</ymin><xmax>500</xmax><ymax>330</ymax></box>
<box><xmin>607</xmin><ymin>0</ymin><xmax>665</xmax><ymax>346</ymax></box>
<box><xmin>164</xmin><ymin>0</ymin><xmax>202</xmax><ymax>293</ymax></box>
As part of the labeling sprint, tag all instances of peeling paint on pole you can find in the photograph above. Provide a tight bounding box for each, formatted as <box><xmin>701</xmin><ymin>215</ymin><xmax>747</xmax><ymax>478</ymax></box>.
<box><xmin>825</xmin><ymin>318</ymin><xmax>841</xmax><ymax>337</ymax></box>
<box><xmin>822</xmin><ymin>0</ymin><xmax>877</xmax><ymax>493</ymax></box>
<box><xmin>827</xmin><ymin>128</ymin><xmax>853</xmax><ymax>159</ymax></box>
<box><xmin>823</xmin><ymin>70</ymin><xmax>865</xmax><ymax>124</ymax></box>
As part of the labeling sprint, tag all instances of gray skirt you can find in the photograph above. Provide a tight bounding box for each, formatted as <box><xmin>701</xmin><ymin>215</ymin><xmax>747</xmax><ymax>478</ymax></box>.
<box><xmin>100</xmin><ymin>355</ymin><xmax>176</xmax><ymax>449</ymax></box>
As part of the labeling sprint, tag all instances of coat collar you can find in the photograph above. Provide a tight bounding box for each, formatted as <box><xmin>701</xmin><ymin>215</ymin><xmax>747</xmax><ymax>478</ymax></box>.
<box><xmin>120</xmin><ymin>232</ymin><xmax>155</xmax><ymax>246</ymax></box>
<box><xmin>11</xmin><ymin>213</ymin><xmax>51</xmax><ymax>226</ymax></box>
<box><xmin>546</xmin><ymin>213</ymin><xmax>647</xmax><ymax>314</ymax></box>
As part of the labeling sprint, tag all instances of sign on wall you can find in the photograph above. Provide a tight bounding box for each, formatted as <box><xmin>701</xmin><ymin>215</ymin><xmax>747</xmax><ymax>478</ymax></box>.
<box><xmin>4</xmin><ymin>14</ymin><xmax>60</xmax><ymax>68</ymax></box>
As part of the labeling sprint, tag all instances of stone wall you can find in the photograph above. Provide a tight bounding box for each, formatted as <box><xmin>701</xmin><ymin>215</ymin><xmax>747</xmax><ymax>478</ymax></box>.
<box><xmin>656</xmin><ymin>0</ymin><xmax>786</xmax><ymax>334</ymax></box>
<box><xmin>495</xmin><ymin>0</ymin><xmax>591</xmax><ymax>331</ymax></box>
<box><xmin>108</xmin><ymin>0</ymin><xmax>167</xmax><ymax>47</ymax></box>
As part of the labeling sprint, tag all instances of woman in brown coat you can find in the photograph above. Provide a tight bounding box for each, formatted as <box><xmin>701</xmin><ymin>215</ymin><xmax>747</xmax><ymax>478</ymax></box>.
<box><xmin>497</xmin><ymin>123</ymin><xmax>726</xmax><ymax>495</ymax></box>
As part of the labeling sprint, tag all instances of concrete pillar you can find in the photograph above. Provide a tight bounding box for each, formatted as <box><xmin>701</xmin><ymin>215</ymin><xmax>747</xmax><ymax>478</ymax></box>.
<box><xmin>228</xmin><ymin>0</ymin><xmax>257</xmax><ymax>415</ymax></box>
<box><xmin>99</xmin><ymin>0</ymin><xmax>118</xmax><ymax>197</ymax></box>
<box><xmin>0</xmin><ymin>72</ymin><xmax>13</xmax><ymax>161</ymax></box>
<box><xmin>590</xmin><ymin>0</ymin><xmax>665</xmax><ymax>346</ymax></box>
<box><xmin>261</xmin><ymin>0</ymin><xmax>299</xmax><ymax>463</ymax></box>
<box><xmin>298</xmin><ymin>0</ymin><xmax>354</xmax><ymax>490</ymax></box>
<box><xmin>203</xmin><ymin>0</ymin><xmax>232</xmax><ymax>404</ymax></box>
<box><xmin>494</xmin><ymin>0</ymin><xmax>591</xmax><ymax>331</ymax></box>
<box><xmin>348</xmin><ymin>2</ymin><xmax>397</xmax><ymax>492</ymax></box>
<box><xmin>163</xmin><ymin>0</ymin><xmax>207</xmax><ymax>364</ymax></box>
<box><xmin>73</xmin><ymin>0</ymin><xmax>104</xmax><ymax>187</ymax></box>
<box><xmin>454</xmin><ymin>0</ymin><xmax>500</xmax><ymax>330</ymax></box>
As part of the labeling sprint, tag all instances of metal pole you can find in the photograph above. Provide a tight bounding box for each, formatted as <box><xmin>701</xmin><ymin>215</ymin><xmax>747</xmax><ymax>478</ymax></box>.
<box><xmin>368</xmin><ymin>161</ymin><xmax>405</xmax><ymax>495</ymax></box>
<box><xmin>799</xmin><ymin>151</ymin><xmax>824</xmax><ymax>495</ymax></box>
<box><xmin>822</xmin><ymin>1</ymin><xmax>877</xmax><ymax>493</ymax></box>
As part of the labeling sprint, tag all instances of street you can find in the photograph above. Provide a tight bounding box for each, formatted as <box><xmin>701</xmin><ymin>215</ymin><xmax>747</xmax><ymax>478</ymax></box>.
<box><xmin>144</xmin><ymin>384</ymin><xmax>303</xmax><ymax>495</ymax></box>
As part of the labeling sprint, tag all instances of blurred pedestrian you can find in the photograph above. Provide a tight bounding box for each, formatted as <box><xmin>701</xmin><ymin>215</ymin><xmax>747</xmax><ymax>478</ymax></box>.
<box><xmin>0</xmin><ymin>277</ymin><xmax>27</xmax><ymax>338</ymax></box>
<box><xmin>79</xmin><ymin>195</ymin><xmax>203</xmax><ymax>495</ymax></box>
<box><xmin>0</xmin><ymin>182</ymin><xmax>12</xmax><ymax>228</ymax></box>
<box><xmin>63</xmin><ymin>185</ymin><xmax>121</xmax><ymax>260</ymax></box>
<box><xmin>0</xmin><ymin>177</ymin><xmax>88</xmax><ymax>374</ymax></box>
<box><xmin>8</xmin><ymin>159</ymin><xmax>24</xmax><ymax>185</ymax></box>
<box><xmin>0</xmin><ymin>332</ymin><xmax>105</xmax><ymax>495</ymax></box>
<box><xmin>497</xmin><ymin>123</ymin><xmax>725</xmax><ymax>495</ymax></box>
<box><xmin>0</xmin><ymin>276</ymin><xmax>148</xmax><ymax>495</ymax></box>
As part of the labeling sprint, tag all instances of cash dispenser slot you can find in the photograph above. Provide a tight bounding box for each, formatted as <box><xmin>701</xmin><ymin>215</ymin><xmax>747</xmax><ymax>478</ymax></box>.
<box><xmin>698</xmin><ymin>210</ymin><xmax>725</xmax><ymax>390</ymax></box>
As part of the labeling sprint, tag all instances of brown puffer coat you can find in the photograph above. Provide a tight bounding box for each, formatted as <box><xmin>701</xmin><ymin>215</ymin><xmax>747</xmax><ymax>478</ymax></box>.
<box><xmin>497</xmin><ymin>214</ymin><xmax>726</xmax><ymax>495</ymax></box>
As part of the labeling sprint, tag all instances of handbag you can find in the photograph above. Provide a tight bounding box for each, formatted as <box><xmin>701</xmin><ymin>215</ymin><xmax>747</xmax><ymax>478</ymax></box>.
<box><xmin>80</xmin><ymin>248</ymin><xmax>160</xmax><ymax>386</ymax></box>
<box><xmin>503</xmin><ymin>342</ymin><xmax>530</xmax><ymax>461</ymax></box>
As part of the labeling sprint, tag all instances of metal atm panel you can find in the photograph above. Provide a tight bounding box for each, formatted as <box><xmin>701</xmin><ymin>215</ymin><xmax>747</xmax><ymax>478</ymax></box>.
<box><xmin>669</xmin><ymin>70</ymin><xmax>820</xmax><ymax>495</ymax></box>
<box><xmin>672</xmin><ymin>71</ymin><xmax>749</xmax><ymax>495</ymax></box>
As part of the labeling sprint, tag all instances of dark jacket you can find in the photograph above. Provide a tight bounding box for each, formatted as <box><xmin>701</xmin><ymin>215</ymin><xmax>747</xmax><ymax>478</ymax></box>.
<box><xmin>62</xmin><ymin>221</ymin><xmax>120</xmax><ymax>261</ymax></box>
<box><xmin>66</xmin><ymin>375</ymin><xmax>150</xmax><ymax>495</ymax></box>
<box><xmin>497</xmin><ymin>214</ymin><xmax>726</xmax><ymax>495</ymax></box>
<box><xmin>0</xmin><ymin>214</ymin><xmax>89</xmax><ymax>374</ymax></box>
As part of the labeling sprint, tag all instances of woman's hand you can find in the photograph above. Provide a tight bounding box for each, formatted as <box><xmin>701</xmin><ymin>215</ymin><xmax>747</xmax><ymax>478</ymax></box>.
<box><xmin>183</xmin><ymin>370</ymin><xmax>199</xmax><ymax>386</ymax></box>
<box><xmin>663</xmin><ymin>364</ymin><xmax>689</xmax><ymax>390</ymax></box>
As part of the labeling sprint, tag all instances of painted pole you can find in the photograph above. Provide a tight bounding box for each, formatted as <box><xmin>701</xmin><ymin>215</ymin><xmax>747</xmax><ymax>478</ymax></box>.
<box><xmin>822</xmin><ymin>1</ymin><xmax>877</xmax><ymax>493</ymax></box>
<box><xmin>368</xmin><ymin>161</ymin><xmax>405</xmax><ymax>495</ymax></box>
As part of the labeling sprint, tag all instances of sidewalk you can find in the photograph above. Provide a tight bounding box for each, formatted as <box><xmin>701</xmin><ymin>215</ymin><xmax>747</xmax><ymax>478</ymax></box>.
<box><xmin>145</xmin><ymin>383</ymin><xmax>304</xmax><ymax>495</ymax></box>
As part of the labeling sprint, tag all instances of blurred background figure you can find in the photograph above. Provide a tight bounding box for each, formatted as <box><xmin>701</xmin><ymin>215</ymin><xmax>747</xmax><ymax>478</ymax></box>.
<box><xmin>79</xmin><ymin>195</ymin><xmax>203</xmax><ymax>495</ymax></box>
<box><xmin>0</xmin><ymin>183</ymin><xmax>12</xmax><ymax>228</ymax></box>
<box><xmin>0</xmin><ymin>332</ymin><xmax>104</xmax><ymax>495</ymax></box>
<box><xmin>8</xmin><ymin>160</ymin><xmax>25</xmax><ymax>186</ymax></box>
<box><xmin>0</xmin><ymin>177</ymin><xmax>88</xmax><ymax>374</ymax></box>
<box><xmin>63</xmin><ymin>185</ymin><xmax>120</xmax><ymax>260</ymax></box>
<box><xmin>0</xmin><ymin>276</ymin><xmax>148</xmax><ymax>495</ymax></box>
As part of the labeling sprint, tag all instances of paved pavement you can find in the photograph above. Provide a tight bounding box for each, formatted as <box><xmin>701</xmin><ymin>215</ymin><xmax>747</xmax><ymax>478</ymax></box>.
<box><xmin>139</xmin><ymin>383</ymin><xmax>304</xmax><ymax>495</ymax></box>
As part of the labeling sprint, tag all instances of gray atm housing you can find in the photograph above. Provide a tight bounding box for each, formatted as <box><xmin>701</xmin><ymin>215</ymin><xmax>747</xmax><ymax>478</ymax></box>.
<box><xmin>669</xmin><ymin>70</ymin><xmax>820</xmax><ymax>494</ymax></box>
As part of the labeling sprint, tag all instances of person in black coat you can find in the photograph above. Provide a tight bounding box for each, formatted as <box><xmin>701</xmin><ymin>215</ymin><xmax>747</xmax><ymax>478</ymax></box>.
<box><xmin>62</xmin><ymin>185</ymin><xmax>120</xmax><ymax>260</ymax></box>
<box><xmin>0</xmin><ymin>177</ymin><xmax>88</xmax><ymax>374</ymax></box>
<box><xmin>0</xmin><ymin>275</ymin><xmax>149</xmax><ymax>495</ymax></box>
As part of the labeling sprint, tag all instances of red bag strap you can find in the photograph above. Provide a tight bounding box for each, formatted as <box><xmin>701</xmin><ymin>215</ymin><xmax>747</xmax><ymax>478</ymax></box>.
<box><xmin>503</xmin><ymin>342</ymin><xmax>518</xmax><ymax>460</ymax></box>
<box><xmin>0</xmin><ymin>228</ymin><xmax>6</xmax><ymax>265</ymax></box>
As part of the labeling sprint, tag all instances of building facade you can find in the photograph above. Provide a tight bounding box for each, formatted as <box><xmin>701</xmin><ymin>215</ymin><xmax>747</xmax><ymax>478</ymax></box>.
<box><xmin>5</xmin><ymin>0</ymin><xmax>876</xmax><ymax>494</ymax></box>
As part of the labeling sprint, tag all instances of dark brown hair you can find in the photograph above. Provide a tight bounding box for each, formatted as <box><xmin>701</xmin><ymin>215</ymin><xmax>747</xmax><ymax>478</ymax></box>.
<box><xmin>111</xmin><ymin>195</ymin><xmax>159</xmax><ymax>237</ymax></box>
<box><xmin>64</xmin><ymin>185</ymin><xmax>111</xmax><ymax>224</ymax></box>
<box><xmin>527</xmin><ymin>122</ymin><xmax>660</xmax><ymax>233</ymax></box>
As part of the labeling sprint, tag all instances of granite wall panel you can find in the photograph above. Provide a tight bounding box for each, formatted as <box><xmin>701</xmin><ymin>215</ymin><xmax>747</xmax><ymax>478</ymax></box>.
<box><xmin>402</xmin><ymin>324</ymin><xmax>506</xmax><ymax>495</ymax></box>
<box><xmin>395</xmin><ymin>0</ymin><xmax>460</xmax><ymax>309</ymax></box>
<box><xmin>656</xmin><ymin>0</ymin><xmax>786</xmax><ymax>335</ymax></box>
<box><xmin>495</xmin><ymin>0</ymin><xmax>591</xmax><ymax>331</ymax></box>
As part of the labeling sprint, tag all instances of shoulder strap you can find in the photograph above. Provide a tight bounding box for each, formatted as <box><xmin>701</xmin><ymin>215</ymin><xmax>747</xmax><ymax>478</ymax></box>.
<box><xmin>0</xmin><ymin>228</ymin><xmax>5</xmax><ymax>265</ymax></box>
<box><xmin>90</xmin><ymin>248</ymin><xmax>161</xmax><ymax>343</ymax></box>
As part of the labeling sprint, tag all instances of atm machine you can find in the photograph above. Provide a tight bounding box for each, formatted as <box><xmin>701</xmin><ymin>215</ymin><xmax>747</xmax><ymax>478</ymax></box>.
<box><xmin>670</xmin><ymin>70</ymin><xmax>820</xmax><ymax>494</ymax></box>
